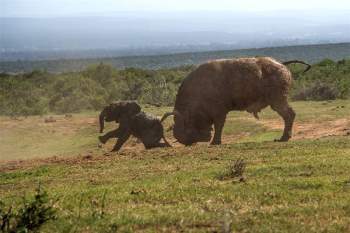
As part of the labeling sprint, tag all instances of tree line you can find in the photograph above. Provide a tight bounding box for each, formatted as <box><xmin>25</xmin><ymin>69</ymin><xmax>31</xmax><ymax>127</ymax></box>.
<box><xmin>0</xmin><ymin>59</ymin><xmax>349</xmax><ymax>116</ymax></box>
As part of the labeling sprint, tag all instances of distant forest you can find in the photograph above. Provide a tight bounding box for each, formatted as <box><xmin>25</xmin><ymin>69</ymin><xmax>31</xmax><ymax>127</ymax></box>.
<box><xmin>1</xmin><ymin>43</ymin><xmax>350</xmax><ymax>73</ymax></box>
<box><xmin>1</xmin><ymin>58</ymin><xmax>349</xmax><ymax>116</ymax></box>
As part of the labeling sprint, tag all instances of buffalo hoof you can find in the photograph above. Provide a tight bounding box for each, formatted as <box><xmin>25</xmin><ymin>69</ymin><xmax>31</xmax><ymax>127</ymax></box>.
<box><xmin>210</xmin><ymin>141</ymin><xmax>221</xmax><ymax>146</ymax></box>
<box><xmin>98</xmin><ymin>136</ymin><xmax>108</xmax><ymax>144</ymax></box>
<box><xmin>111</xmin><ymin>147</ymin><xmax>121</xmax><ymax>152</ymax></box>
<box><xmin>274</xmin><ymin>137</ymin><xmax>290</xmax><ymax>142</ymax></box>
<box><xmin>103</xmin><ymin>152</ymin><xmax>112</xmax><ymax>156</ymax></box>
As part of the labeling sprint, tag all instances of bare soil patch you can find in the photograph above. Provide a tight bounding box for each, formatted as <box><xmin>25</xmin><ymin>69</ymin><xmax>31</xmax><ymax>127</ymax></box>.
<box><xmin>1</xmin><ymin>115</ymin><xmax>349</xmax><ymax>172</ymax></box>
<box><xmin>260</xmin><ymin>118</ymin><xmax>350</xmax><ymax>140</ymax></box>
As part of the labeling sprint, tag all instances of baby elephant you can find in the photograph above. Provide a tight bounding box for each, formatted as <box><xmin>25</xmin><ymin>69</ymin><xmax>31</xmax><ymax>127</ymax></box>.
<box><xmin>98</xmin><ymin>101</ymin><xmax>171</xmax><ymax>152</ymax></box>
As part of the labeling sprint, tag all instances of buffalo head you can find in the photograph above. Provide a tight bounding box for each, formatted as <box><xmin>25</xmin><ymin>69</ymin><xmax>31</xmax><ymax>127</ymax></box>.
<box><xmin>161</xmin><ymin>110</ymin><xmax>212</xmax><ymax>145</ymax></box>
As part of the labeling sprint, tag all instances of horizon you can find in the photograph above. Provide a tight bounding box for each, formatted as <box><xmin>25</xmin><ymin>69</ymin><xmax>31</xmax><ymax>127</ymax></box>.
<box><xmin>1</xmin><ymin>0</ymin><xmax>350</xmax><ymax>61</ymax></box>
<box><xmin>1</xmin><ymin>9</ymin><xmax>350</xmax><ymax>19</ymax></box>
<box><xmin>2</xmin><ymin>0</ymin><xmax>350</xmax><ymax>17</ymax></box>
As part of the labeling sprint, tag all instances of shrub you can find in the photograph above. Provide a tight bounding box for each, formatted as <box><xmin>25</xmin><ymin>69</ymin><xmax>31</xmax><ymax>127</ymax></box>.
<box><xmin>292</xmin><ymin>82</ymin><xmax>339</xmax><ymax>101</ymax></box>
<box><xmin>49</xmin><ymin>75</ymin><xmax>107</xmax><ymax>113</ymax></box>
<box><xmin>0</xmin><ymin>77</ymin><xmax>49</xmax><ymax>116</ymax></box>
<box><xmin>217</xmin><ymin>158</ymin><xmax>246</xmax><ymax>181</ymax></box>
<box><xmin>0</xmin><ymin>185</ymin><xmax>57</xmax><ymax>233</ymax></box>
<box><xmin>0</xmin><ymin>59</ymin><xmax>349</xmax><ymax>116</ymax></box>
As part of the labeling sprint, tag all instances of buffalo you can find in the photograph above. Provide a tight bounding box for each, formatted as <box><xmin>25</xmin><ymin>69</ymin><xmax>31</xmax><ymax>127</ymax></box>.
<box><xmin>162</xmin><ymin>57</ymin><xmax>310</xmax><ymax>146</ymax></box>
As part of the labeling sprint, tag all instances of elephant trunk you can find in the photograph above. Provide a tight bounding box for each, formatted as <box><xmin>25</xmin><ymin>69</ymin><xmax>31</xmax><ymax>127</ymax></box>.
<box><xmin>99</xmin><ymin>110</ymin><xmax>105</xmax><ymax>133</ymax></box>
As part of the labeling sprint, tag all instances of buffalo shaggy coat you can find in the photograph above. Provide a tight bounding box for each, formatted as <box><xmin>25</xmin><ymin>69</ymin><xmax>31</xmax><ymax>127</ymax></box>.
<box><xmin>162</xmin><ymin>57</ymin><xmax>310</xmax><ymax>146</ymax></box>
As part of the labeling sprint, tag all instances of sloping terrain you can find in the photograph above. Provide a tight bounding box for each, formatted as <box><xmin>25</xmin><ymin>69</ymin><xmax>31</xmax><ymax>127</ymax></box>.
<box><xmin>1</xmin><ymin>101</ymin><xmax>350</xmax><ymax>163</ymax></box>
<box><xmin>1</xmin><ymin>100</ymin><xmax>350</xmax><ymax>232</ymax></box>
<box><xmin>1</xmin><ymin>43</ymin><xmax>350</xmax><ymax>73</ymax></box>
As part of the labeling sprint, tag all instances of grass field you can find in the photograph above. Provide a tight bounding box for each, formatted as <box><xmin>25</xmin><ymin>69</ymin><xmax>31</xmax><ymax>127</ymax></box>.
<box><xmin>1</xmin><ymin>100</ymin><xmax>350</xmax><ymax>232</ymax></box>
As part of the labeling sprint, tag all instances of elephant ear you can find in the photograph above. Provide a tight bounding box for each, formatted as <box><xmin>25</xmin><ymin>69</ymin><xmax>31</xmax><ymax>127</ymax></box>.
<box><xmin>124</xmin><ymin>101</ymin><xmax>141</xmax><ymax>117</ymax></box>
<box><xmin>107</xmin><ymin>101</ymin><xmax>141</xmax><ymax>124</ymax></box>
<box><xmin>106</xmin><ymin>102</ymin><xmax>123</xmax><ymax>122</ymax></box>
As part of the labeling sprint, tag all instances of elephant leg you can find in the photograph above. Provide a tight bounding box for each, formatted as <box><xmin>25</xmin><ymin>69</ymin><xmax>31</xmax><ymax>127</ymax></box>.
<box><xmin>99</xmin><ymin>127</ymin><xmax>124</xmax><ymax>144</ymax></box>
<box><xmin>210</xmin><ymin>115</ymin><xmax>226</xmax><ymax>145</ymax></box>
<box><xmin>144</xmin><ymin>142</ymin><xmax>170</xmax><ymax>149</ymax></box>
<box><xmin>142</xmin><ymin>135</ymin><xmax>162</xmax><ymax>149</ymax></box>
<box><xmin>140</xmin><ymin>125</ymin><xmax>172</xmax><ymax>149</ymax></box>
<box><xmin>111</xmin><ymin>131</ymin><xmax>131</xmax><ymax>152</ymax></box>
<box><xmin>271</xmin><ymin>100</ymin><xmax>296</xmax><ymax>142</ymax></box>
<box><xmin>144</xmin><ymin>143</ymin><xmax>157</xmax><ymax>149</ymax></box>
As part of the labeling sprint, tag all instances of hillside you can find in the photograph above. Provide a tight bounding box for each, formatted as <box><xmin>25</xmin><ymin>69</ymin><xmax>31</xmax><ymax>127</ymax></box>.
<box><xmin>1</xmin><ymin>101</ymin><xmax>350</xmax><ymax>232</ymax></box>
<box><xmin>1</xmin><ymin>59</ymin><xmax>350</xmax><ymax>117</ymax></box>
<box><xmin>1</xmin><ymin>101</ymin><xmax>350</xmax><ymax>161</ymax></box>
<box><xmin>1</xmin><ymin>43</ymin><xmax>350</xmax><ymax>73</ymax></box>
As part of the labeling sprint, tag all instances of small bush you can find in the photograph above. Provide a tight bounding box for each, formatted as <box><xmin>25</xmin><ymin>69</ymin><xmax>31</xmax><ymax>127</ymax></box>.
<box><xmin>90</xmin><ymin>190</ymin><xmax>107</xmax><ymax>220</ymax></box>
<box><xmin>217</xmin><ymin>158</ymin><xmax>246</xmax><ymax>181</ymax></box>
<box><xmin>1</xmin><ymin>59</ymin><xmax>350</xmax><ymax>116</ymax></box>
<box><xmin>0</xmin><ymin>185</ymin><xmax>57</xmax><ymax>233</ymax></box>
<box><xmin>292</xmin><ymin>82</ymin><xmax>339</xmax><ymax>101</ymax></box>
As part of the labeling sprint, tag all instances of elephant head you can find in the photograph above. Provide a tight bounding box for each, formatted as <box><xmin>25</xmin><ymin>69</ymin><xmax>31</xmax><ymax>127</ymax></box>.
<box><xmin>99</xmin><ymin>101</ymin><xmax>141</xmax><ymax>133</ymax></box>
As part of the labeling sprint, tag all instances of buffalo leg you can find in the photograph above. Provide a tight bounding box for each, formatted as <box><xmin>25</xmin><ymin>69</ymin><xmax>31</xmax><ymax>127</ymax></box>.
<box><xmin>111</xmin><ymin>132</ymin><xmax>131</xmax><ymax>152</ymax></box>
<box><xmin>99</xmin><ymin>127</ymin><xmax>124</xmax><ymax>144</ymax></box>
<box><xmin>271</xmin><ymin>101</ymin><xmax>296</xmax><ymax>142</ymax></box>
<box><xmin>211</xmin><ymin>115</ymin><xmax>226</xmax><ymax>145</ymax></box>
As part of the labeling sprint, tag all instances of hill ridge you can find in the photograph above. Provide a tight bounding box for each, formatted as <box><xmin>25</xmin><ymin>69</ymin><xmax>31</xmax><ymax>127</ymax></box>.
<box><xmin>1</xmin><ymin>42</ymin><xmax>350</xmax><ymax>73</ymax></box>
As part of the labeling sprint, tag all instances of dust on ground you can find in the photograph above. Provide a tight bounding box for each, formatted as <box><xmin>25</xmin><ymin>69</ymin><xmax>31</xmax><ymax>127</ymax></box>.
<box><xmin>0</xmin><ymin>115</ymin><xmax>97</xmax><ymax>136</ymax></box>
<box><xmin>221</xmin><ymin>117</ymin><xmax>350</xmax><ymax>144</ymax></box>
<box><xmin>259</xmin><ymin>118</ymin><xmax>350</xmax><ymax>140</ymax></box>
<box><xmin>1</xmin><ymin>115</ymin><xmax>349</xmax><ymax>172</ymax></box>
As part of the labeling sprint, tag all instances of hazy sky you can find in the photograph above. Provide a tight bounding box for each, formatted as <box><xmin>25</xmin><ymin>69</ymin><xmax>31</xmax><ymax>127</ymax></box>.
<box><xmin>2</xmin><ymin>0</ymin><xmax>350</xmax><ymax>17</ymax></box>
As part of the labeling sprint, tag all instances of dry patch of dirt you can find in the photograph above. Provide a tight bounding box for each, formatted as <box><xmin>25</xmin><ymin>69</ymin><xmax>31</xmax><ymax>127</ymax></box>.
<box><xmin>0</xmin><ymin>115</ymin><xmax>98</xmax><ymax>136</ymax></box>
<box><xmin>1</xmin><ymin>115</ymin><xmax>349</xmax><ymax>172</ymax></box>
<box><xmin>0</xmin><ymin>153</ymin><xmax>113</xmax><ymax>173</ymax></box>
<box><xmin>260</xmin><ymin>118</ymin><xmax>350</xmax><ymax>140</ymax></box>
<box><xmin>221</xmin><ymin>132</ymin><xmax>250</xmax><ymax>144</ymax></box>
<box><xmin>0</xmin><ymin>143</ymin><xmax>181</xmax><ymax>173</ymax></box>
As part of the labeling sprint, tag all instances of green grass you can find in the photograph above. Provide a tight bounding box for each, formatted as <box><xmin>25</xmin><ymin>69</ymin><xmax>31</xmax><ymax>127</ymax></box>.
<box><xmin>257</xmin><ymin>100</ymin><xmax>350</xmax><ymax>122</ymax></box>
<box><xmin>1</xmin><ymin>100</ymin><xmax>350</xmax><ymax>232</ymax></box>
<box><xmin>1</xmin><ymin>139</ymin><xmax>350</xmax><ymax>232</ymax></box>
<box><xmin>0</xmin><ymin>115</ymin><xmax>98</xmax><ymax>160</ymax></box>
<box><xmin>1</xmin><ymin>100</ymin><xmax>349</xmax><ymax>161</ymax></box>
